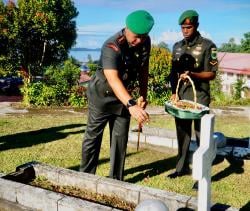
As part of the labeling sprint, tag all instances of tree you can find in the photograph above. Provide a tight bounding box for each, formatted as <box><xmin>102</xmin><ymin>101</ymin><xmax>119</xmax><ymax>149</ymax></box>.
<box><xmin>210</xmin><ymin>68</ymin><xmax>223</xmax><ymax>102</ymax></box>
<box><xmin>87</xmin><ymin>54</ymin><xmax>93</xmax><ymax>63</ymax></box>
<box><xmin>218</xmin><ymin>38</ymin><xmax>240</xmax><ymax>52</ymax></box>
<box><xmin>157</xmin><ymin>41</ymin><xmax>170</xmax><ymax>51</ymax></box>
<box><xmin>233</xmin><ymin>76</ymin><xmax>247</xmax><ymax>100</ymax></box>
<box><xmin>0</xmin><ymin>0</ymin><xmax>78</xmax><ymax>77</ymax></box>
<box><xmin>0</xmin><ymin>1</ymin><xmax>19</xmax><ymax>76</ymax></box>
<box><xmin>240</xmin><ymin>32</ymin><xmax>250</xmax><ymax>53</ymax></box>
<box><xmin>218</xmin><ymin>32</ymin><xmax>250</xmax><ymax>53</ymax></box>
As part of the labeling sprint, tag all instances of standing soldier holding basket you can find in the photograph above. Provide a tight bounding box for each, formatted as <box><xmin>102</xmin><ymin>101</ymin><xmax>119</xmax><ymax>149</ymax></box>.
<box><xmin>167</xmin><ymin>9</ymin><xmax>218</xmax><ymax>179</ymax></box>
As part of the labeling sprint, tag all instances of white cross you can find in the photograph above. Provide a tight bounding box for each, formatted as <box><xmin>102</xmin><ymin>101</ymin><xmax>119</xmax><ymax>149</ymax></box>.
<box><xmin>192</xmin><ymin>114</ymin><xmax>216</xmax><ymax>211</ymax></box>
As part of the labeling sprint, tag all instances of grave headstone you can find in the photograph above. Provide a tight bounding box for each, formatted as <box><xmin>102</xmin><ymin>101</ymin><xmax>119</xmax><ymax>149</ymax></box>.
<box><xmin>135</xmin><ymin>199</ymin><xmax>169</xmax><ymax>211</ymax></box>
<box><xmin>192</xmin><ymin>114</ymin><xmax>216</xmax><ymax>211</ymax></box>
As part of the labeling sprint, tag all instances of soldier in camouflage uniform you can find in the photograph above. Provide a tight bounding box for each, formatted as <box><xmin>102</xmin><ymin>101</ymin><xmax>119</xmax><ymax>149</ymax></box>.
<box><xmin>80</xmin><ymin>10</ymin><xmax>154</xmax><ymax>181</ymax></box>
<box><xmin>168</xmin><ymin>10</ymin><xmax>218</xmax><ymax>179</ymax></box>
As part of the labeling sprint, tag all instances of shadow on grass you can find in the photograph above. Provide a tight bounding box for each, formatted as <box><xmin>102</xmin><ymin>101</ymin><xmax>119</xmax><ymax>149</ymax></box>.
<box><xmin>124</xmin><ymin>155</ymin><xmax>177</xmax><ymax>183</ymax></box>
<box><xmin>240</xmin><ymin>200</ymin><xmax>250</xmax><ymax>211</ymax></box>
<box><xmin>69</xmin><ymin>152</ymin><xmax>137</xmax><ymax>172</ymax></box>
<box><xmin>211</xmin><ymin>154</ymin><xmax>244</xmax><ymax>182</ymax></box>
<box><xmin>0</xmin><ymin>123</ymin><xmax>85</xmax><ymax>151</ymax></box>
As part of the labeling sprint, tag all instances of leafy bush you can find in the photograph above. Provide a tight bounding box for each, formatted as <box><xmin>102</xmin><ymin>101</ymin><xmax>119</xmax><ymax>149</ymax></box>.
<box><xmin>68</xmin><ymin>86</ymin><xmax>88</xmax><ymax>108</ymax></box>
<box><xmin>45</xmin><ymin>59</ymin><xmax>80</xmax><ymax>89</ymax></box>
<box><xmin>21</xmin><ymin>59</ymin><xmax>88</xmax><ymax>107</ymax></box>
<box><xmin>232</xmin><ymin>77</ymin><xmax>247</xmax><ymax>100</ymax></box>
<box><xmin>148</xmin><ymin>46</ymin><xmax>172</xmax><ymax>105</ymax></box>
<box><xmin>87</xmin><ymin>63</ymin><xmax>99</xmax><ymax>76</ymax></box>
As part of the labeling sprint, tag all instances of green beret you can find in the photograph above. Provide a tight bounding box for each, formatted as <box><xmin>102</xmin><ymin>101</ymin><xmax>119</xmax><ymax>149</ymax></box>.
<box><xmin>178</xmin><ymin>10</ymin><xmax>199</xmax><ymax>25</ymax></box>
<box><xmin>126</xmin><ymin>10</ymin><xmax>154</xmax><ymax>35</ymax></box>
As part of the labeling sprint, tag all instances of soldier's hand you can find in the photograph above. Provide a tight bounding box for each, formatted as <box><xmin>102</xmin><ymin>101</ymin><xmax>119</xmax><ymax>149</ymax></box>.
<box><xmin>137</xmin><ymin>96</ymin><xmax>147</xmax><ymax>109</ymax></box>
<box><xmin>180</xmin><ymin>71</ymin><xmax>189</xmax><ymax>80</ymax></box>
<box><xmin>128</xmin><ymin>105</ymin><xmax>149</xmax><ymax>125</ymax></box>
<box><xmin>180</xmin><ymin>71</ymin><xmax>191</xmax><ymax>84</ymax></box>
<box><xmin>170</xmin><ymin>94</ymin><xmax>177</xmax><ymax>102</ymax></box>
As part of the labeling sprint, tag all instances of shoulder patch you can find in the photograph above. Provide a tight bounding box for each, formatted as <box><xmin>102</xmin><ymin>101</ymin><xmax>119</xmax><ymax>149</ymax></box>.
<box><xmin>211</xmin><ymin>48</ymin><xmax>217</xmax><ymax>60</ymax></box>
<box><xmin>117</xmin><ymin>35</ymin><xmax>126</xmax><ymax>44</ymax></box>
<box><xmin>106</xmin><ymin>42</ymin><xmax>119</xmax><ymax>52</ymax></box>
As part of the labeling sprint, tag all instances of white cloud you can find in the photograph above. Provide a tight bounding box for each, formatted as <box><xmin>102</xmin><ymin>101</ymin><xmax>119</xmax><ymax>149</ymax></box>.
<box><xmin>75</xmin><ymin>39</ymin><xmax>101</xmax><ymax>48</ymax></box>
<box><xmin>77</xmin><ymin>23</ymin><xmax>121</xmax><ymax>36</ymax></box>
<box><xmin>156</xmin><ymin>30</ymin><xmax>182</xmax><ymax>44</ymax></box>
<box><xmin>200</xmin><ymin>31</ymin><xmax>212</xmax><ymax>40</ymax></box>
<box><xmin>75</xmin><ymin>23</ymin><xmax>122</xmax><ymax>48</ymax></box>
<box><xmin>152</xmin><ymin>30</ymin><xmax>214</xmax><ymax>44</ymax></box>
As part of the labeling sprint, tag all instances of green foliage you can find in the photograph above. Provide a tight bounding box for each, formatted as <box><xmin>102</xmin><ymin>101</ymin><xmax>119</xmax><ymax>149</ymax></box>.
<box><xmin>218</xmin><ymin>38</ymin><xmax>240</xmax><ymax>52</ymax></box>
<box><xmin>157</xmin><ymin>41</ymin><xmax>170</xmax><ymax>51</ymax></box>
<box><xmin>209</xmin><ymin>71</ymin><xmax>250</xmax><ymax>106</ymax></box>
<box><xmin>210</xmin><ymin>69</ymin><xmax>223</xmax><ymax>102</ymax></box>
<box><xmin>218</xmin><ymin>32</ymin><xmax>250</xmax><ymax>53</ymax></box>
<box><xmin>148</xmin><ymin>45</ymin><xmax>172</xmax><ymax>105</ymax></box>
<box><xmin>86</xmin><ymin>62</ymin><xmax>98</xmax><ymax>76</ymax></box>
<box><xmin>21</xmin><ymin>81</ymin><xmax>59</xmax><ymax>106</ymax></box>
<box><xmin>240</xmin><ymin>32</ymin><xmax>250</xmax><ymax>53</ymax></box>
<box><xmin>0</xmin><ymin>0</ymin><xmax>78</xmax><ymax>76</ymax></box>
<box><xmin>21</xmin><ymin>58</ymin><xmax>87</xmax><ymax>107</ymax></box>
<box><xmin>45</xmin><ymin>58</ymin><xmax>80</xmax><ymax>89</ymax></box>
<box><xmin>211</xmin><ymin>93</ymin><xmax>250</xmax><ymax>106</ymax></box>
<box><xmin>68</xmin><ymin>86</ymin><xmax>88</xmax><ymax>108</ymax></box>
<box><xmin>0</xmin><ymin>1</ymin><xmax>21</xmax><ymax>76</ymax></box>
<box><xmin>232</xmin><ymin>76</ymin><xmax>247</xmax><ymax>100</ymax></box>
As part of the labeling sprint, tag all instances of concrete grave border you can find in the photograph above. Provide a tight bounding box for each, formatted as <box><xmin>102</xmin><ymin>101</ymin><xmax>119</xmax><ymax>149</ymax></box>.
<box><xmin>0</xmin><ymin>161</ymin><xmax>199</xmax><ymax>211</ymax></box>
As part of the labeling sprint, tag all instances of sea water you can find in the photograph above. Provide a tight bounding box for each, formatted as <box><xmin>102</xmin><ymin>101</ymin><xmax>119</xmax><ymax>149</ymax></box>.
<box><xmin>69</xmin><ymin>50</ymin><xmax>101</xmax><ymax>63</ymax></box>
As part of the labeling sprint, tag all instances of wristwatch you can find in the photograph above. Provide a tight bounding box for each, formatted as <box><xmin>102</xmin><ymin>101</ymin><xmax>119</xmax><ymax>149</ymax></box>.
<box><xmin>126</xmin><ymin>99</ymin><xmax>136</xmax><ymax>108</ymax></box>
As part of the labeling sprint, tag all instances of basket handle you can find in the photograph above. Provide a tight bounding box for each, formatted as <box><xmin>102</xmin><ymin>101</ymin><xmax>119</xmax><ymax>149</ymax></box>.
<box><xmin>175</xmin><ymin>75</ymin><xmax>197</xmax><ymax>109</ymax></box>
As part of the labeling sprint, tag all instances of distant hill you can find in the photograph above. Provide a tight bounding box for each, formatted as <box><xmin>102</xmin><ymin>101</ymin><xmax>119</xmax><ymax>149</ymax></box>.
<box><xmin>71</xmin><ymin>48</ymin><xmax>101</xmax><ymax>51</ymax></box>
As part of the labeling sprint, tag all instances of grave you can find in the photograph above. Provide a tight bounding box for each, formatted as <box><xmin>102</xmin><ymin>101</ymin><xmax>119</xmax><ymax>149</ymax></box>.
<box><xmin>0</xmin><ymin>161</ymin><xmax>238</xmax><ymax>211</ymax></box>
<box><xmin>129</xmin><ymin>126</ymin><xmax>250</xmax><ymax>160</ymax></box>
<box><xmin>0</xmin><ymin>161</ymin><xmax>199</xmax><ymax>211</ymax></box>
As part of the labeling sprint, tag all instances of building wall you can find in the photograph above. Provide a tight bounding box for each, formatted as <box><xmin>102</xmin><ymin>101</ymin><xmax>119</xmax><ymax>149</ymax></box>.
<box><xmin>220</xmin><ymin>71</ymin><xmax>250</xmax><ymax>98</ymax></box>
<box><xmin>218</xmin><ymin>52</ymin><xmax>250</xmax><ymax>98</ymax></box>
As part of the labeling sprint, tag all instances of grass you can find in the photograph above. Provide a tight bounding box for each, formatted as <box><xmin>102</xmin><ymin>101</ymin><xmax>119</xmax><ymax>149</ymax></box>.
<box><xmin>0</xmin><ymin>105</ymin><xmax>249</xmax><ymax>210</ymax></box>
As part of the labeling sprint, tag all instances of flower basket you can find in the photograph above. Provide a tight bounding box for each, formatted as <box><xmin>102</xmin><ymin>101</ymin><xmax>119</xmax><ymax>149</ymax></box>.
<box><xmin>165</xmin><ymin>76</ymin><xmax>209</xmax><ymax>119</ymax></box>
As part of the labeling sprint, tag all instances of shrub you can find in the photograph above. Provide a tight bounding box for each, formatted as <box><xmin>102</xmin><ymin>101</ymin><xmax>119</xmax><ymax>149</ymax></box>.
<box><xmin>21</xmin><ymin>59</ymin><xmax>88</xmax><ymax>107</ymax></box>
<box><xmin>148</xmin><ymin>46</ymin><xmax>172</xmax><ymax>105</ymax></box>
<box><xmin>68</xmin><ymin>86</ymin><xmax>88</xmax><ymax>108</ymax></box>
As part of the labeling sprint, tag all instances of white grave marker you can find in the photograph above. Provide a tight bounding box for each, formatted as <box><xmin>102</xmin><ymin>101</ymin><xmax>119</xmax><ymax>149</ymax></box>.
<box><xmin>192</xmin><ymin>114</ymin><xmax>216</xmax><ymax>211</ymax></box>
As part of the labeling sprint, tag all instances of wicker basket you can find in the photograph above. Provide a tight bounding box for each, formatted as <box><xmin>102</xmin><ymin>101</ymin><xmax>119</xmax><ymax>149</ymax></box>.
<box><xmin>165</xmin><ymin>76</ymin><xmax>209</xmax><ymax>119</ymax></box>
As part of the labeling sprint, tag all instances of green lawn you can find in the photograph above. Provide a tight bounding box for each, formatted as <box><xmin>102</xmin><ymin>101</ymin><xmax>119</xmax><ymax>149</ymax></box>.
<box><xmin>0</xmin><ymin>106</ymin><xmax>249</xmax><ymax>210</ymax></box>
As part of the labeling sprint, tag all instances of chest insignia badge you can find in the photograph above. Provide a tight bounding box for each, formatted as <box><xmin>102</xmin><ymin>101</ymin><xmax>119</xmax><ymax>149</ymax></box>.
<box><xmin>192</xmin><ymin>50</ymin><xmax>201</xmax><ymax>56</ymax></box>
<box><xmin>122</xmin><ymin>73</ymin><xmax>128</xmax><ymax>80</ymax></box>
<box><xmin>196</xmin><ymin>46</ymin><xmax>202</xmax><ymax>51</ymax></box>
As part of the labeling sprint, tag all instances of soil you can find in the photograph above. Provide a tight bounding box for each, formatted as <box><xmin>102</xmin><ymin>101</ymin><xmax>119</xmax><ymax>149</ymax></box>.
<box><xmin>30</xmin><ymin>177</ymin><xmax>136</xmax><ymax>211</ymax></box>
<box><xmin>0</xmin><ymin>95</ymin><xmax>22</xmax><ymax>102</ymax></box>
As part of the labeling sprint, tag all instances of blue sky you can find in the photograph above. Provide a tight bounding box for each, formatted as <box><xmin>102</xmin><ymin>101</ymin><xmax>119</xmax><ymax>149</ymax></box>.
<box><xmin>73</xmin><ymin>0</ymin><xmax>250</xmax><ymax>49</ymax></box>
